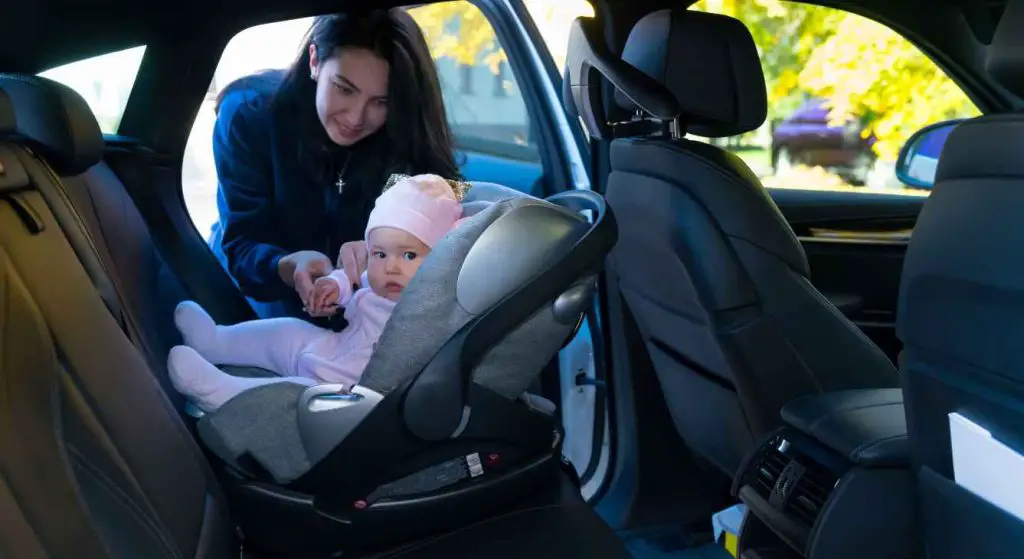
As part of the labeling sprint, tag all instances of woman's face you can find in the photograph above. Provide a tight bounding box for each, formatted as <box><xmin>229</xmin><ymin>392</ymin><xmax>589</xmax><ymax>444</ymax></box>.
<box><xmin>309</xmin><ymin>46</ymin><xmax>390</xmax><ymax>146</ymax></box>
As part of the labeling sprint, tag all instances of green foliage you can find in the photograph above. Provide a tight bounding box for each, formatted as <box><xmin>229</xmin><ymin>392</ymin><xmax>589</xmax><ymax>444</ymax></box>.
<box><xmin>693</xmin><ymin>0</ymin><xmax>980</xmax><ymax>161</ymax></box>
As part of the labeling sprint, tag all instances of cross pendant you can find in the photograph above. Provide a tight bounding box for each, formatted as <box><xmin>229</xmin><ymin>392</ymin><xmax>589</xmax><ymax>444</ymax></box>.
<box><xmin>336</xmin><ymin>176</ymin><xmax>346</xmax><ymax>194</ymax></box>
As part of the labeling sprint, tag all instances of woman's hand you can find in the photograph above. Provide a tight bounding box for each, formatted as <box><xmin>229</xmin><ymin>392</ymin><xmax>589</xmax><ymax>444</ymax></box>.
<box><xmin>277</xmin><ymin>250</ymin><xmax>333</xmax><ymax>307</ymax></box>
<box><xmin>337</xmin><ymin>241</ymin><xmax>369</xmax><ymax>289</ymax></box>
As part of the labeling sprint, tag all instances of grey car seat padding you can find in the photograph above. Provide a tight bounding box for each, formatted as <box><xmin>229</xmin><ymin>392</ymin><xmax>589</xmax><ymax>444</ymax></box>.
<box><xmin>199</xmin><ymin>187</ymin><xmax>577</xmax><ymax>483</ymax></box>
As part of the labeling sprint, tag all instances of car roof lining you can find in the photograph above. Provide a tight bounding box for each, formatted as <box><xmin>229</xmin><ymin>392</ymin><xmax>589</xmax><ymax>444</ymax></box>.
<box><xmin>0</xmin><ymin>0</ymin><xmax>1005</xmax><ymax>72</ymax></box>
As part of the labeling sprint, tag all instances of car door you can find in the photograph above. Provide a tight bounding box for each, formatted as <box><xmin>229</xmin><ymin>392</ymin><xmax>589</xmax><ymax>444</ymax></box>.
<box><xmin>476</xmin><ymin>0</ymin><xmax>611</xmax><ymax>494</ymax></box>
<box><xmin>689</xmin><ymin>0</ymin><xmax>984</xmax><ymax>364</ymax></box>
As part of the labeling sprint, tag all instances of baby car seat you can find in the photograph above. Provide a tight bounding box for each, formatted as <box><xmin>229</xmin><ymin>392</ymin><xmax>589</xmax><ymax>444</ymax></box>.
<box><xmin>192</xmin><ymin>183</ymin><xmax>617</xmax><ymax>555</ymax></box>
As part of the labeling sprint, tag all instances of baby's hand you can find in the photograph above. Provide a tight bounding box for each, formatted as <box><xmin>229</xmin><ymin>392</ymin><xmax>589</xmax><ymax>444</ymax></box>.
<box><xmin>308</xmin><ymin>277</ymin><xmax>341</xmax><ymax>316</ymax></box>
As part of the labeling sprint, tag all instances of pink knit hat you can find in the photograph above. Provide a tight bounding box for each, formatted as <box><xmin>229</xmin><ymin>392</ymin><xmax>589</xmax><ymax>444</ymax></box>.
<box><xmin>365</xmin><ymin>173</ymin><xmax>465</xmax><ymax>248</ymax></box>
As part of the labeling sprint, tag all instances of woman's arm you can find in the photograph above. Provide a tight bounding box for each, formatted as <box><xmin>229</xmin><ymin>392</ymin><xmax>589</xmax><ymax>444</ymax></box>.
<box><xmin>214</xmin><ymin>93</ymin><xmax>292</xmax><ymax>301</ymax></box>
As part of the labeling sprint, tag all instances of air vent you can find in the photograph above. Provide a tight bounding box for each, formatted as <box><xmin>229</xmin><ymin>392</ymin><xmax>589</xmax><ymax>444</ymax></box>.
<box><xmin>786</xmin><ymin>459</ymin><xmax>839</xmax><ymax>528</ymax></box>
<box><xmin>746</xmin><ymin>435</ymin><xmax>792</xmax><ymax>499</ymax></box>
<box><xmin>740</xmin><ymin>431</ymin><xmax>844</xmax><ymax>531</ymax></box>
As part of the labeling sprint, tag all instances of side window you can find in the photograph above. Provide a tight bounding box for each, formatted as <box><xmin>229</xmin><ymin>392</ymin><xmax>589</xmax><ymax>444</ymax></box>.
<box><xmin>690</xmin><ymin>2</ymin><xmax>979</xmax><ymax>196</ymax></box>
<box><xmin>36</xmin><ymin>46</ymin><xmax>147</xmax><ymax>134</ymax></box>
<box><xmin>182</xmin><ymin>3</ymin><xmax>545</xmax><ymax>237</ymax></box>
<box><xmin>522</xmin><ymin>0</ymin><xmax>595</xmax><ymax>72</ymax></box>
<box><xmin>412</xmin><ymin>2</ymin><xmax>541</xmax><ymax>184</ymax></box>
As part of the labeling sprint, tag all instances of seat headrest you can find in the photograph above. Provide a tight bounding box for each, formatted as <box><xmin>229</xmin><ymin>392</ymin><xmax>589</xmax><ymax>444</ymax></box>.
<box><xmin>615</xmin><ymin>10</ymin><xmax>766</xmax><ymax>138</ymax></box>
<box><xmin>0</xmin><ymin>74</ymin><xmax>104</xmax><ymax>175</ymax></box>
<box><xmin>987</xmin><ymin>0</ymin><xmax>1024</xmax><ymax>98</ymax></box>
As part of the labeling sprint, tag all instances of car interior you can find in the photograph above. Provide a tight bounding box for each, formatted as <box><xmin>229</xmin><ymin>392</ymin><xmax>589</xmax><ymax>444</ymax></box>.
<box><xmin>1</xmin><ymin>0</ymin><xmax>1023</xmax><ymax>558</ymax></box>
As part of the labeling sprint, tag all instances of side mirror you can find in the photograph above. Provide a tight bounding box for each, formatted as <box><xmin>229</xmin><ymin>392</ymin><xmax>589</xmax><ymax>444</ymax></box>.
<box><xmin>895</xmin><ymin>119</ymin><xmax>964</xmax><ymax>189</ymax></box>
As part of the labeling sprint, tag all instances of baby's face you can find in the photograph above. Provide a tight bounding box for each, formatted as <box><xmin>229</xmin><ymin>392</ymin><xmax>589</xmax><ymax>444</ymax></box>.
<box><xmin>366</xmin><ymin>227</ymin><xmax>431</xmax><ymax>302</ymax></box>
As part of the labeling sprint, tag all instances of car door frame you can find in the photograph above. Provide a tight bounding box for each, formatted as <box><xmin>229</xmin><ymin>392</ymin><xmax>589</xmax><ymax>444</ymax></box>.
<box><xmin>478</xmin><ymin>0</ymin><xmax>614</xmax><ymax>496</ymax></box>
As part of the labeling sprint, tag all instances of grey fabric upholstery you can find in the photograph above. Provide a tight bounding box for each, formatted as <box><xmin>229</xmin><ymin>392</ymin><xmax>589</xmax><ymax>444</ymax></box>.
<box><xmin>599</xmin><ymin>10</ymin><xmax>897</xmax><ymax>475</ymax></box>
<box><xmin>361</xmin><ymin>195</ymin><xmax>575</xmax><ymax>397</ymax></box>
<box><xmin>613</xmin><ymin>10</ymin><xmax>766</xmax><ymax>138</ymax></box>
<box><xmin>200</xmin><ymin>189</ymin><xmax>578</xmax><ymax>482</ymax></box>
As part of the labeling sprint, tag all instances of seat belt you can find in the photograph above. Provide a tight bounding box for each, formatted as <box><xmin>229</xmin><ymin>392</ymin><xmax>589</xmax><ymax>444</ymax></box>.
<box><xmin>0</xmin><ymin>187</ymin><xmax>189</xmax><ymax>559</ymax></box>
<box><xmin>16</xmin><ymin>148</ymin><xmax>159</xmax><ymax>375</ymax></box>
<box><xmin>103</xmin><ymin>143</ymin><xmax>257</xmax><ymax>325</ymax></box>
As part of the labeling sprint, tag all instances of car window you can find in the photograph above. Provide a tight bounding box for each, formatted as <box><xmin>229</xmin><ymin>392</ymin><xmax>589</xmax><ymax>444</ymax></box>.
<box><xmin>182</xmin><ymin>2</ymin><xmax>554</xmax><ymax>237</ymax></box>
<box><xmin>36</xmin><ymin>45</ymin><xmax>147</xmax><ymax>134</ymax></box>
<box><xmin>522</xmin><ymin>0</ymin><xmax>595</xmax><ymax>72</ymax></box>
<box><xmin>689</xmin><ymin>1</ymin><xmax>980</xmax><ymax>196</ymax></box>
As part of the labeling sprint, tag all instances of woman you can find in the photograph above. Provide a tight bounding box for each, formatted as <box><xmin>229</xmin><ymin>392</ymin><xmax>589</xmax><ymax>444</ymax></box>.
<box><xmin>209</xmin><ymin>9</ymin><xmax>459</xmax><ymax>322</ymax></box>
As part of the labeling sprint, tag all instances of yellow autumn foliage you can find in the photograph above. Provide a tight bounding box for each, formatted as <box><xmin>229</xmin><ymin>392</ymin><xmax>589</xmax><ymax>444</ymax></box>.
<box><xmin>409</xmin><ymin>2</ymin><xmax>506</xmax><ymax>74</ymax></box>
<box><xmin>410</xmin><ymin>0</ymin><xmax>980</xmax><ymax>163</ymax></box>
<box><xmin>798</xmin><ymin>15</ymin><xmax>979</xmax><ymax>161</ymax></box>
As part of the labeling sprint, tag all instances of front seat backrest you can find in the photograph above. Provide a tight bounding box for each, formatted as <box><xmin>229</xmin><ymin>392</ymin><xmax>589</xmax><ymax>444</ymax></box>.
<box><xmin>565</xmin><ymin>10</ymin><xmax>897</xmax><ymax>474</ymax></box>
<box><xmin>897</xmin><ymin>1</ymin><xmax>1024</xmax><ymax>556</ymax></box>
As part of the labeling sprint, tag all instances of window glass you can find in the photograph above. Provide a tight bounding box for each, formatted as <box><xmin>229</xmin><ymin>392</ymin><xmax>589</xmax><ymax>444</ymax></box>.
<box><xmin>522</xmin><ymin>0</ymin><xmax>595</xmax><ymax>72</ymax></box>
<box><xmin>37</xmin><ymin>45</ymin><xmax>147</xmax><ymax>134</ymax></box>
<box><xmin>690</xmin><ymin>1</ymin><xmax>979</xmax><ymax>195</ymax></box>
<box><xmin>182</xmin><ymin>3</ymin><xmax>544</xmax><ymax>237</ymax></box>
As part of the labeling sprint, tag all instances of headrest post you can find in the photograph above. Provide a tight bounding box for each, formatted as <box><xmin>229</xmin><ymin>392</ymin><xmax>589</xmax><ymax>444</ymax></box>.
<box><xmin>669</xmin><ymin>119</ymin><xmax>684</xmax><ymax>140</ymax></box>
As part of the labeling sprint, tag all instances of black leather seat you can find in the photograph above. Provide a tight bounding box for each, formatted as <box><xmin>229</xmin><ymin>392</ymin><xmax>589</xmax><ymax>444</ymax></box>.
<box><xmin>0</xmin><ymin>75</ymin><xmax>634</xmax><ymax>558</ymax></box>
<box><xmin>897</xmin><ymin>2</ymin><xmax>1024</xmax><ymax>556</ymax></box>
<box><xmin>565</xmin><ymin>10</ymin><xmax>897</xmax><ymax>475</ymax></box>
<box><xmin>0</xmin><ymin>73</ymin><xmax>259</xmax><ymax>413</ymax></box>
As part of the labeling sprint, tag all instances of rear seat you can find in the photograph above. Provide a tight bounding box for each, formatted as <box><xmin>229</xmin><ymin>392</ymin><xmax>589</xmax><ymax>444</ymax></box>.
<box><xmin>0</xmin><ymin>75</ymin><xmax>635</xmax><ymax>558</ymax></box>
<box><xmin>0</xmin><ymin>77</ymin><xmax>237</xmax><ymax>558</ymax></box>
<box><xmin>0</xmin><ymin>77</ymin><xmax>257</xmax><ymax>411</ymax></box>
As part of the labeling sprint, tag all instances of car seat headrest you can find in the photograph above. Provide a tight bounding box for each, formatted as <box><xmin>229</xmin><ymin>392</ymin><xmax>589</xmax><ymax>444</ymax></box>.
<box><xmin>566</xmin><ymin>10</ymin><xmax>767</xmax><ymax>139</ymax></box>
<box><xmin>0</xmin><ymin>74</ymin><xmax>104</xmax><ymax>176</ymax></box>
<box><xmin>987</xmin><ymin>0</ymin><xmax>1024</xmax><ymax>98</ymax></box>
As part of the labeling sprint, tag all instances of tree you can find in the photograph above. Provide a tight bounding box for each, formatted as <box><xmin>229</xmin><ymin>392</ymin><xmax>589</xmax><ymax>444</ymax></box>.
<box><xmin>798</xmin><ymin>14</ymin><xmax>979</xmax><ymax>161</ymax></box>
<box><xmin>692</xmin><ymin>1</ymin><xmax>842</xmax><ymax>120</ymax></box>
<box><xmin>692</xmin><ymin>2</ymin><xmax>981</xmax><ymax>162</ymax></box>
<box><xmin>409</xmin><ymin>3</ymin><xmax>506</xmax><ymax>73</ymax></box>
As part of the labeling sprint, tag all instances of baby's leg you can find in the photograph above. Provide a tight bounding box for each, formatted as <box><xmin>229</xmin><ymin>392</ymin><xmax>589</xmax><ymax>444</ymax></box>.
<box><xmin>174</xmin><ymin>301</ymin><xmax>327</xmax><ymax>376</ymax></box>
<box><xmin>168</xmin><ymin>345</ymin><xmax>316</xmax><ymax>413</ymax></box>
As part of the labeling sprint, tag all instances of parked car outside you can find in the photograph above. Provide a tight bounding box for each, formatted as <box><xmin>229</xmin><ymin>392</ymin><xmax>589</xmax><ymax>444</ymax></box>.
<box><xmin>771</xmin><ymin>97</ymin><xmax>877</xmax><ymax>186</ymax></box>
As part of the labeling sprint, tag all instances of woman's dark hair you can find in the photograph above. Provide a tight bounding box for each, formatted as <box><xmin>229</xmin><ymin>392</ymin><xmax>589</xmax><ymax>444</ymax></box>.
<box><xmin>221</xmin><ymin>10</ymin><xmax>460</xmax><ymax>203</ymax></box>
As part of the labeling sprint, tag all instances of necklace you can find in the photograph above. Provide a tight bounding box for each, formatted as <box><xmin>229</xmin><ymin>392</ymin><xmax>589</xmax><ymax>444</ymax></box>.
<box><xmin>335</xmin><ymin>152</ymin><xmax>353</xmax><ymax>194</ymax></box>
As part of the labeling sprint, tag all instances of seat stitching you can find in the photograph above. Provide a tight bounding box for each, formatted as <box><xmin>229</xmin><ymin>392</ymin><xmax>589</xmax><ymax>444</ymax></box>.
<box><xmin>806</xmin><ymin>401</ymin><xmax>901</xmax><ymax>432</ymax></box>
<box><xmin>850</xmin><ymin>433</ymin><xmax>905</xmax><ymax>461</ymax></box>
<box><xmin>66</xmin><ymin>445</ymin><xmax>180</xmax><ymax>559</ymax></box>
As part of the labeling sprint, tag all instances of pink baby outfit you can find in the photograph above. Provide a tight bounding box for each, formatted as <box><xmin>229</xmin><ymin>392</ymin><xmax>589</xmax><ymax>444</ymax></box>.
<box><xmin>167</xmin><ymin>174</ymin><xmax>463</xmax><ymax>413</ymax></box>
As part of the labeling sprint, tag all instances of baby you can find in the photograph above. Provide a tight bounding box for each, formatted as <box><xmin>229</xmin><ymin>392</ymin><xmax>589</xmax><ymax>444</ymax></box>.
<box><xmin>167</xmin><ymin>173</ymin><xmax>466</xmax><ymax>412</ymax></box>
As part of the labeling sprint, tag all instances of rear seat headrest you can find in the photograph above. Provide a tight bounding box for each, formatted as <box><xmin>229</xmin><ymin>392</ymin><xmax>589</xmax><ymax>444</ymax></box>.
<box><xmin>0</xmin><ymin>74</ymin><xmax>104</xmax><ymax>176</ymax></box>
<box><xmin>615</xmin><ymin>10</ymin><xmax>767</xmax><ymax>138</ymax></box>
<box><xmin>987</xmin><ymin>0</ymin><xmax>1024</xmax><ymax>98</ymax></box>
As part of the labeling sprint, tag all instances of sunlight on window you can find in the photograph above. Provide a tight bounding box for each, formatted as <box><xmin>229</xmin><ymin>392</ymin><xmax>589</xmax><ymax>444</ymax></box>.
<box><xmin>37</xmin><ymin>45</ymin><xmax>147</xmax><ymax>134</ymax></box>
<box><xmin>523</xmin><ymin>0</ymin><xmax>594</xmax><ymax>72</ymax></box>
<box><xmin>689</xmin><ymin>1</ymin><xmax>978</xmax><ymax>195</ymax></box>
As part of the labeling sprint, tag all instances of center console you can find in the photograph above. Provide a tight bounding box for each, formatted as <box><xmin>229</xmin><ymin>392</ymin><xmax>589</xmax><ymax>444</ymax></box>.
<box><xmin>732</xmin><ymin>389</ymin><xmax>916</xmax><ymax>559</ymax></box>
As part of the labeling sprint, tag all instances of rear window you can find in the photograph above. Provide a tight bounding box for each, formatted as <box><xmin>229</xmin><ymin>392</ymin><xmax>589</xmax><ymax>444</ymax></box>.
<box><xmin>37</xmin><ymin>45</ymin><xmax>147</xmax><ymax>134</ymax></box>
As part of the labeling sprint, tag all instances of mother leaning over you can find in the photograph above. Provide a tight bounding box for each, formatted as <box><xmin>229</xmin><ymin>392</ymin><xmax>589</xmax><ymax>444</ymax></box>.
<box><xmin>208</xmin><ymin>9</ymin><xmax>460</xmax><ymax>322</ymax></box>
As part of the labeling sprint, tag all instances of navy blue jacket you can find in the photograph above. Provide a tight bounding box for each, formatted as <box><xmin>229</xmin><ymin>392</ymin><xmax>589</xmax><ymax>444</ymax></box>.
<box><xmin>208</xmin><ymin>74</ymin><xmax>377</xmax><ymax>320</ymax></box>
